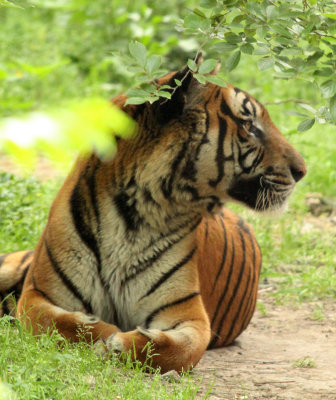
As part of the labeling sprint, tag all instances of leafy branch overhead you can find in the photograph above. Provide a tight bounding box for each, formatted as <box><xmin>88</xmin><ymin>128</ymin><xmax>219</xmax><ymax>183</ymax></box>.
<box><xmin>123</xmin><ymin>0</ymin><xmax>336</xmax><ymax>131</ymax></box>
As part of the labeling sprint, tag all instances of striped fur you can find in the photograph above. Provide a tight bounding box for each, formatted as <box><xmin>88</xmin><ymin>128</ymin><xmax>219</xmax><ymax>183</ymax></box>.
<box><xmin>0</xmin><ymin>60</ymin><xmax>305</xmax><ymax>373</ymax></box>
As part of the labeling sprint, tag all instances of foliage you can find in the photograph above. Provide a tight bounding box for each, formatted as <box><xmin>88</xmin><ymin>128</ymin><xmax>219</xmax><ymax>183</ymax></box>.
<box><xmin>0</xmin><ymin>99</ymin><xmax>135</xmax><ymax>167</ymax></box>
<box><xmin>115</xmin><ymin>0</ymin><xmax>336</xmax><ymax>132</ymax></box>
<box><xmin>1</xmin><ymin>0</ymin><xmax>335</xmax><ymax>141</ymax></box>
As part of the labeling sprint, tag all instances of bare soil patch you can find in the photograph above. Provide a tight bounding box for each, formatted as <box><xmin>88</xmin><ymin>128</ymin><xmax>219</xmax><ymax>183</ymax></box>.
<box><xmin>195</xmin><ymin>294</ymin><xmax>336</xmax><ymax>400</ymax></box>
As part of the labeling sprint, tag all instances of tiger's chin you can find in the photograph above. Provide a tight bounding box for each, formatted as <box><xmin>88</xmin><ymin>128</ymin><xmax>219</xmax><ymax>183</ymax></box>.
<box><xmin>227</xmin><ymin>175</ymin><xmax>294</xmax><ymax>216</ymax></box>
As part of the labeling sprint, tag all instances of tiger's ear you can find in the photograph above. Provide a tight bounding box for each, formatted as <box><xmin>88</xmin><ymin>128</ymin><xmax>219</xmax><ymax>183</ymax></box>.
<box><xmin>154</xmin><ymin>58</ymin><xmax>201</xmax><ymax>124</ymax></box>
<box><xmin>154</xmin><ymin>55</ymin><xmax>221</xmax><ymax>124</ymax></box>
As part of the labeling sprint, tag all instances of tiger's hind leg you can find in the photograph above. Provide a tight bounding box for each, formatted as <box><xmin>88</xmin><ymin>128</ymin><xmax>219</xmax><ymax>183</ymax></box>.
<box><xmin>17</xmin><ymin>289</ymin><xmax>120</xmax><ymax>342</ymax></box>
<box><xmin>0</xmin><ymin>250</ymin><xmax>34</xmax><ymax>317</ymax></box>
<box><xmin>197</xmin><ymin>211</ymin><xmax>262</xmax><ymax>349</ymax></box>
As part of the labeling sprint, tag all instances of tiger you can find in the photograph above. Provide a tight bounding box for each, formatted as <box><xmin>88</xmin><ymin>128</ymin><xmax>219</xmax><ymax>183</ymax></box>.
<box><xmin>0</xmin><ymin>58</ymin><xmax>306</xmax><ymax>373</ymax></box>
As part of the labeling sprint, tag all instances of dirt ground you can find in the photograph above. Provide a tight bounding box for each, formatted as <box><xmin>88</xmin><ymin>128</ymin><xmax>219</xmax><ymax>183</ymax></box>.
<box><xmin>194</xmin><ymin>293</ymin><xmax>336</xmax><ymax>400</ymax></box>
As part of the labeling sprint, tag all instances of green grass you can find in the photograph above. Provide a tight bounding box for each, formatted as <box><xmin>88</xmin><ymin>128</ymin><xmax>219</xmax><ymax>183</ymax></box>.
<box><xmin>293</xmin><ymin>357</ymin><xmax>317</xmax><ymax>369</ymax></box>
<box><xmin>0</xmin><ymin>315</ymin><xmax>202</xmax><ymax>400</ymax></box>
<box><xmin>0</xmin><ymin>172</ymin><xmax>59</xmax><ymax>253</ymax></box>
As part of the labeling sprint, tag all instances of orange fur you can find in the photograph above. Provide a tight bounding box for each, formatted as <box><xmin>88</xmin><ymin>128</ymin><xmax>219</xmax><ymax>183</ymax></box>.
<box><xmin>0</xmin><ymin>61</ymin><xmax>305</xmax><ymax>373</ymax></box>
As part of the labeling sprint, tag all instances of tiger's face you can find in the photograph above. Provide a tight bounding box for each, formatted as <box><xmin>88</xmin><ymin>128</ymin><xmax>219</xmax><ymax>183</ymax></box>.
<box><xmin>116</xmin><ymin>62</ymin><xmax>306</xmax><ymax>217</ymax></box>
<box><xmin>195</xmin><ymin>83</ymin><xmax>306</xmax><ymax>213</ymax></box>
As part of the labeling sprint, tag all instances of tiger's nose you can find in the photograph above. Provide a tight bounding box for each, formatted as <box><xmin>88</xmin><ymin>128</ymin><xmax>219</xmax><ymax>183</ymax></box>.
<box><xmin>290</xmin><ymin>162</ymin><xmax>306</xmax><ymax>182</ymax></box>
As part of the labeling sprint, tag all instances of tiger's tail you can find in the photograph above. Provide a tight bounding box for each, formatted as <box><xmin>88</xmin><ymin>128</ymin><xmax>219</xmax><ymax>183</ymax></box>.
<box><xmin>0</xmin><ymin>250</ymin><xmax>33</xmax><ymax>316</ymax></box>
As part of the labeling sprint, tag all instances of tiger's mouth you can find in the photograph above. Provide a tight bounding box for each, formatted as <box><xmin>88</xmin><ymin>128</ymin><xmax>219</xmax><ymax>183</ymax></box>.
<box><xmin>228</xmin><ymin>174</ymin><xmax>295</xmax><ymax>212</ymax></box>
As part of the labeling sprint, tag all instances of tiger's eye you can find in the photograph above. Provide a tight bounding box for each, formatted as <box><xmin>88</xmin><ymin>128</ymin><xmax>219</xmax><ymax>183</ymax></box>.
<box><xmin>244</xmin><ymin>121</ymin><xmax>251</xmax><ymax>131</ymax></box>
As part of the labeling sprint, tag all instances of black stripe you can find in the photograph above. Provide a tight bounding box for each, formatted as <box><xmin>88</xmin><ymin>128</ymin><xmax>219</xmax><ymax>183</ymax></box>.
<box><xmin>20</xmin><ymin>262</ymin><xmax>30</xmax><ymax>285</ymax></box>
<box><xmin>18</xmin><ymin>250</ymin><xmax>33</xmax><ymax>269</ymax></box>
<box><xmin>162</xmin><ymin>317</ymin><xmax>199</xmax><ymax>332</ymax></box>
<box><xmin>204</xmin><ymin>99</ymin><xmax>211</xmax><ymax>137</ymax></box>
<box><xmin>45</xmin><ymin>240</ymin><xmax>93</xmax><ymax>313</ymax></box>
<box><xmin>212</xmin><ymin>216</ymin><xmax>228</xmax><ymax>291</ymax></box>
<box><xmin>161</xmin><ymin>142</ymin><xmax>188</xmax><ymax>198</ymax></box>
<box><xmin>241</xmin><ymin>233</ymin><xmax>261</xmax><ymax>331</ymax></box>
<box><xmin>209</xmin><ymin>114</ymin><xmax>227</xmax><ymax>187</ymax></box>
<box><xmin>210</xmin><ymin>232</ymin><xmax>235</xmax><ymax>328</ymax></box>
<box><xmin>214</xmin><ymin>88</ymin><xmax>221</xmax><ymax>99</ymax></box>
<box><xmin>114</xmin><ymin>190</ymin><xmax>143</xmax><ymax>231</ymax></box>
<box><xmin>239</xmin><ymin>147</ymin><xmax>256</xmax><ymax>165</ymax></box>
<box><xmin>241</xmin><ymin>97</ymin><xmax>251</xmax><ymax>117</ymax></box>
<box><xmin>210</xmin><ymin>229</ymin><xmax>247</xmax><ymax>347</ymax></box>
<box><xmin>0</xmin><ymin>254</ymin><xmax>9</xmax><ymax>268</ymax></box>
<box><xmin>250</xmin><ymin>100</ymin><xmax>257</xmax><ymax>117</ymax></box>
<box><xmin>123</xmin><ymin>218</ymin><xmax>201</xmax><ymax>284</ymax></box>
<box><xmin>32</xmin><ymin>274</ymin><xmax>55</xmax><ymax>305</ymax></box>
<box><xmin>0</xmin><ymin>292</ymin><xmax>11</xmax><ymax>315</ymax></box>
<box><xmin>220</xmin><ymin>97</ymin><xmax>235</xmax><ymax>120</ymax></box>
<box><xmin>85</xmin><ymin>160</ymin><xmax>101</xmax><ymax>224</ymax></box>
<box><xmin>145</xmin><ymin>291</ymin><xmax>200</xmax><ymax>328</ymax></box>
<box><xmin>204</xmin><ymin>221</ymin><xmax>209</xmax><ymax>240</ymax></box>
<box><xmin>70</xmin><ymin>183</ymin><xmax>102</xmax><ymax>273</ymax></box>
<box><xmin>224</xmin><ymin>257</ymin><xmax>251</xmax><ymax>344</ymax></box>
<box><xmin>141</xmin><ymin>247</ymin><xmax>197</xmax><ymax>299</ymax></box>
<box><xmin>251</xmin><ymin>148</ymin><xmax>264</xmax><ymax>172</ymax></box>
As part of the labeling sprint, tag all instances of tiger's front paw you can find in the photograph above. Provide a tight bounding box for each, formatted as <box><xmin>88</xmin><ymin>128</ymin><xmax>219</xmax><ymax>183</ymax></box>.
<box><xmin>106</xmin><ymin>333</ymin><xmax>123</xmax><ymax>353</ymax></box>
<box><xmin>105</xmin><ymin>327</ymin><xmax>165</xmax><ymax>354</ymax></box>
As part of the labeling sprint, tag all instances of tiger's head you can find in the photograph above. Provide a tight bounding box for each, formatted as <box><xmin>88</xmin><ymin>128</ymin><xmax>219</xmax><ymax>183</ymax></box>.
<box><xmin>114</xmin><ymin>60</ymin><xmax>306</xmax><ymax>217</ymax></box>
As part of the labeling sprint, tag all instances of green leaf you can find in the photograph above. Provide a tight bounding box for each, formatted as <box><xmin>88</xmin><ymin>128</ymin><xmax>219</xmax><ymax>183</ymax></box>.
<box><xmin>147</xmin><ymin>96</ymin><xmax>159</xmax><ymax>104</ymax></box>
<box><xmin>330</xmin><ymin>95</ymin><xmax>336</xmax><ymax>124</ymax></box>
<box><xmin>193</xmin><ymin>8</ymin><xmax>206</xmax><ymax>18</ymax></box>
<box><xmin>241</xmin><ymin>43</ymin><xmax>254</xmax><ymax>55</ymax></box>
<box><xmin>323</xmin><ymin>13</ymin><xmax>336</xmax><ymax>20</ymax></box>
<box><xmin>212</xmin><ymin>42</ymin><xmax>237</xmax><ymax>52</ymax></box>
<box><xmin>184</xmin><ymin>13</ymin><xmax>210</xmax><ymax>32</ymax></box>
<box><xmin>253</xmin><ymin>46</ymin><xmax>270</xmax><ymax>56</ymax></box>
<box><xmin>145</xmin><ymin>55</ymin><xmax>161</xmax><ymax>74</ymax></box>
<box><xmin>320</xmin><ymin>80</ymin><xmax>336</xmax><ymax>99</ymax></box>
<box><xmin>257</xmin><ymin>57</ymin><xmax>274</xmax><ymax>71</ymax></box>
<box><xmin>194</xmin><ymin>74</ymin><xmax>207</xmax><ymax>84</ymax></box>
<box><xmin>126</xmin><ymin>88</ymin><xmax>150</xmax><ymax>98</ymax></box>
<box><xmin>157</xmin><ymin>91</ymin><xmax>172</xmax><ymax>99</ymax></box>
<box><xmin>205</xmin><ymin>76</ymin><xmax>227</xmax><ymax>87</ymax></box>
<box><xmin>198</xmin><ymin>59</ymin><xmax>218</xmax><ymax>74</ymax></box>
<box><xmin>266</xmin><ymin>5</ymin><xmax>278</xmax><ymax>19</ymax></box>
<box><xmin>174</xmin><ymin>79</ymin><xmax>182</xmax><ymax>86</ymax></box>
<box><xmin>125</xmin><ymin>97</ymin><xmax>148</xmax><ymax>105</ymax></box>
<box><xmin>281</xmin><ymin>47</ymin><xmax>302</xmax><ymax>56</ymax></box>
<box><xmin>188</xmin><ymin>59</ymin><xmax>198</xmax><ymax>72</ymax></box>
<box><xmin>297</xmin><ymin>118</ymin><xmax>315</xmax><ymax>132</ymax></box>
<box><xmin>224</xmin><ymin>32</ymin><xmax>242</xmax><ymax>44</ymax></box>
<box><xmin>200</xmin><ymin>0</ymin><xmax>217</xmax><ymax>8</ymax></box>
<box><xmin>226</xmin><ymin>50</ymin><xmax>241</xmax><ymax>72</ymax></box>
<box><xmin>271</xmin><ymin>24</ymin><xmax>292</xmax><ymax>38</ymax></box>
<box><xmin>129</xmin><ymin>42</ymin><xmax>147</xmax><ymax>67</ymax></box>
<box><xmin>256</xmin><ymin>26</ymin><xmax>269</xmax><ymax>38</ymax></box>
